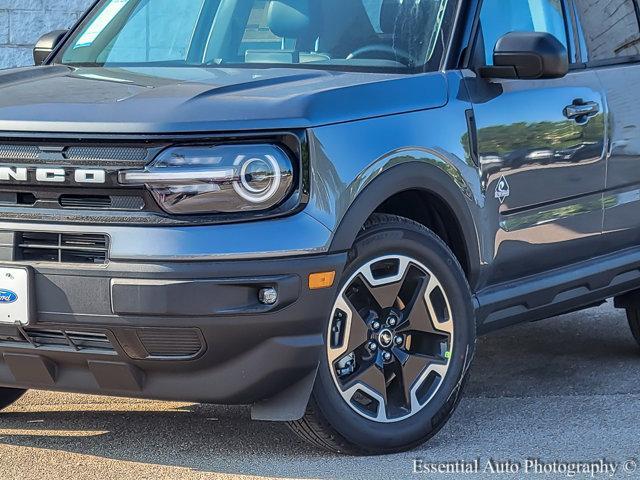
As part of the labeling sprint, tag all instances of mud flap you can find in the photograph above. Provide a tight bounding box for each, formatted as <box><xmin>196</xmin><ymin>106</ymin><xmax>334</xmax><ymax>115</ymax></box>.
<box><xmin>614</xmin><ymin>290</ymin><xmax>640</xmax><ymax>310</ymax></box>
<box><xmin>251</xmin><ymin>367</ymin><xmax>318</xmax><ymax>421</ymax></box>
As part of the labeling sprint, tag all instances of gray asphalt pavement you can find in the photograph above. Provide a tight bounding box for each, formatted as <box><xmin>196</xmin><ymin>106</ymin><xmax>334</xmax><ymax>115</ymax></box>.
<box><xmin>0</xmin><ymin>301</ymin><xmax>638</xmax><ymax>479</ymax></box>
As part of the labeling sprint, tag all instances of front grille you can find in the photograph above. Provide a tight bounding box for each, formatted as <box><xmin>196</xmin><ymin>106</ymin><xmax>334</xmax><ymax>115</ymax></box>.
<box><xmin>0</xmin><ymin>141</ymin><xmax>160</xmax><ymax>222</ymax></box>
<box><xmin>137</xmin><ymin>328</ymin><xmax>204</xmax><ymax>358</ymax></box>
<box><xmin>0</xmin><ymin>327</ymin><xmax>116</xmax><ymax>354</ymax></box>
<box><xmin>16</xmin><ymin>232</ymin><xmax>109</xmax><ymax>264</ymax></box>
<box><xmin>58</xmin><ymin>194</ymin><xmax>145</xmax><ymax>210</ymax></box>
<box><xmin>0</xmin><ymin>144</ymin><xmax>39</xmax><ymax>160</ymax></box>
<box><xmin>65</xmin><ymin>146</ymin><xmax>148</xmax><ymax>162</ymax></box>
<box><xmin>0</xmin><ymin>144</ymin><xmax>149</xmax><ymax>164</ymax></box>
<box><xmin>0</xmin><ymin>192</ymin><xmax>36</xmax><ymax>206</ymax></box>
<box><xmin>59</xmin><ymin>195</ymin><xmax>112</xmax><ymax>209</ymax></box>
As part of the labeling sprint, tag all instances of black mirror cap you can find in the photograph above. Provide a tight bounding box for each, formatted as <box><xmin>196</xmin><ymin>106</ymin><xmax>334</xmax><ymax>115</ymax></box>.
<box><xmin>479</xmin><ymin>31</ymin><xmax>569</xmax><ymax>80</ymax></box>
<box><xmin>33</xmin><ymin>30</ymin><xmax>69</xmax><ymax>65</ymax></box>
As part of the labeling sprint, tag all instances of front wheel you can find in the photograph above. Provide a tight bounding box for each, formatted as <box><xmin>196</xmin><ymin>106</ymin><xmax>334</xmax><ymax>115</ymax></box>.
<box><xmin>288</xmin><ymin>214</ymin><xmax>476</xmax><ymax>455</ymax></box>
<box><xmin>626</xmin><ymin>307</ymin><xmax>640</xmax><ymax>347</ymax></box>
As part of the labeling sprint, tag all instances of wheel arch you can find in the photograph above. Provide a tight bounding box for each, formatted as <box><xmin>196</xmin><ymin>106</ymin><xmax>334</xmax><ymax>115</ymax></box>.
<box><xmin>329</xmin><ymin>159</ymin><xmax>482</xmax><ymax>288</ymax></box>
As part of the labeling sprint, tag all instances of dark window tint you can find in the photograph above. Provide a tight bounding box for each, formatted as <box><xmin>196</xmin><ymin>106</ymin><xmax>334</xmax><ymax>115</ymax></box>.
<box><xmin>574</xmin><ymin>0</ymin><xmax>640</xmax><ymax>62</ymax></box>
<box><xmin>479</xmin><ymin>0</ymin><xmax>568</xmax><ymax>65</ymax></box>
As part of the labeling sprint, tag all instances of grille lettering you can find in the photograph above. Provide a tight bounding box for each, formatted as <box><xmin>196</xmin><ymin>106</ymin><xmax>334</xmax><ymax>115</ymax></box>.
<box><xmin>0</xmin><ymin>167</ymin><xmax>107</xmax><ymax>185</ymax></box>
<box><xmin>0</xmin><ymin>167</ymin><xmax>27</xmax><ymax>182</ymax></box>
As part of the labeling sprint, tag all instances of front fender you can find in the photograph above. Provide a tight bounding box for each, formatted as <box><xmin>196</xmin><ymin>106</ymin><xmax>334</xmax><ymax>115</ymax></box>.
<box><xmin>304</xmin><ymin>101</ymin><xmax>484</xmax><ymax>287</ymax></box>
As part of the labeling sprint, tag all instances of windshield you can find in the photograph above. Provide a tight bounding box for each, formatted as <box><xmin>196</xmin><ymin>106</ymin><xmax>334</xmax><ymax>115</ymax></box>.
<box><xmin>58</xmin><ymin>0</ymin><xmax>453</xmax><ymax>72</ymax></box>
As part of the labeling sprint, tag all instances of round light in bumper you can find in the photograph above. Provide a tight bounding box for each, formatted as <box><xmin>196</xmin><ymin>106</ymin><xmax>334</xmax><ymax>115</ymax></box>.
<box><xmin>258</xmin><ymin>287</ymin><xmax>278</xmax><ymax>305</ymax></box>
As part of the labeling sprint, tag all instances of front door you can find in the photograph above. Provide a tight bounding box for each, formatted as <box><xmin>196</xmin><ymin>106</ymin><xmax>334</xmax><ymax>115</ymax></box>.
<box><xmin>467</xmin><ymin>0</ymin><xmax>607</xmax><ymax>285</ymax></box>
<box><xmin>571</xmin><ymin>0</ymin><xmax>640</xmax><ymax>254</ymax></box>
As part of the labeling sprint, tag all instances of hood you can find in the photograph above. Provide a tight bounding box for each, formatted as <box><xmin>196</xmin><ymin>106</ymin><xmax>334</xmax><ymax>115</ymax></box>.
<box><xmin>0</xmin><ymin>65</ymin><xmax>447</xmax><ymax>134</ymax></box>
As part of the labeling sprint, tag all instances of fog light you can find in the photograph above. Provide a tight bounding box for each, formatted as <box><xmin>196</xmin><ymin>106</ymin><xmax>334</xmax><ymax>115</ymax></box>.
<box><xmin>258</xmin><ymin>287</ymin><xmax>278</xmax><ymax>305</ymax></box>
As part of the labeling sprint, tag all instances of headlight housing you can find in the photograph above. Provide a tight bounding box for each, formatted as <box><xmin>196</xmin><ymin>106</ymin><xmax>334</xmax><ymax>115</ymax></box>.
<box><xmin>120</xmin><ymin>144</ymin><xmax>295</xmax><ymax>215</ymax></box>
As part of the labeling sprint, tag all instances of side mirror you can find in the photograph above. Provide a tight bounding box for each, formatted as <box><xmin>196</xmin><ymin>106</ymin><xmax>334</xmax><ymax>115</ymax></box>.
<box><xmin>479</xmin><ymin>31</ymin><xmax>568</xmax><ymax>80</ymax></box>
<box><xmin>33</xmin><ymin>30</ymin><xmax>68</xmax><ymax>65</ymax></box>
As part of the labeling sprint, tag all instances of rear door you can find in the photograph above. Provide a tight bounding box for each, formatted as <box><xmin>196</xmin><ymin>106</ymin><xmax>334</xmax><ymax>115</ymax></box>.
<box><xmin>466</xmin><ymin>0</ymin><xmax>607</xmax><ymax>284</ymax></box>
<box><xmin>573</xmin><ymin>0</ymin><xmax>640</xmax><ymax>252</ymax></box>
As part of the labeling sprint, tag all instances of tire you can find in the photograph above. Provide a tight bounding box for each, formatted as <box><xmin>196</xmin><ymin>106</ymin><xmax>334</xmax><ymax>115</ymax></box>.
<box><xmin>287</xmin><ymin>213</ymin><xmax>476</xmax><ymax>455</ymax></box>
<box><xmin>0</xmin><ymin>387</ymin><xmax>26</xmax><ymax>411</ymax></box>
<box><xmin>626</xmin><ymin>307</ymin><xmax>640</xmax><ymax>346</ymax></box>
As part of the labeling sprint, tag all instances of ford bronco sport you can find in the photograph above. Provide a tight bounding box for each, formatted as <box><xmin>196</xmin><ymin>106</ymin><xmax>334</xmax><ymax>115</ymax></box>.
<box><xmin>0</xmin><ymin>0</ymin><xmax>638</xmax><ymax>455</ymax></box>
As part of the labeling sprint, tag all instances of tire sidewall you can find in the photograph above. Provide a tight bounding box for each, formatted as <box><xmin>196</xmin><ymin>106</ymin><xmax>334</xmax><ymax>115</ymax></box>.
<box><xmin>627</xmin><ymin>308</ymin><xmax>640</xmax><ymax>345</ymax></box>
<box><xmin>313</xmin><ymin>218</ymin><xmax>475</xmax><ymax>452</ymax></box>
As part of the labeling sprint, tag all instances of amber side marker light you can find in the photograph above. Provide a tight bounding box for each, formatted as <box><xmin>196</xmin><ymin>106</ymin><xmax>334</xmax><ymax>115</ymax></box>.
<box><xmin>309</xmin><ymin>271</ymin><xmax>336</xmax><ymax>290</ymax></box>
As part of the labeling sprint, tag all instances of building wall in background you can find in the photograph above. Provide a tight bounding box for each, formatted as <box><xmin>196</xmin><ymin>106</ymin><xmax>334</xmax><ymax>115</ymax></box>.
<box><xmin>575</xmin><ymin>0</ymin><xmax>640</xmax><ymax>59</ymax></box>
<box><xmin>0</xmin><ymin>0</ymin><xmax>93</xmax><ymax>69</ymax></box>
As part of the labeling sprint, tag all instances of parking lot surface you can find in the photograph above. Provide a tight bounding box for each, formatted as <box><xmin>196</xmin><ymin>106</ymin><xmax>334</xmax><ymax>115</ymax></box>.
<box><xmin>0</xmin><ymin>301</ymin><xmax>638</xmax><ymax>479</ymax></box>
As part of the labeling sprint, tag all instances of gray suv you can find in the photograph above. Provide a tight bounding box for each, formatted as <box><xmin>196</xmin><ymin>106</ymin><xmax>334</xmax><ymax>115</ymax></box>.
<box><xmin>0</xmin><ymin>0</ymin><xmax>638</xmax><ymax>455</ymax></box>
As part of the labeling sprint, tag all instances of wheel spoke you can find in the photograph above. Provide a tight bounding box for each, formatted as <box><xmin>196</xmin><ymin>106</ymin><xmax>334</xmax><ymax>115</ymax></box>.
<box><xmin>398</xmin><ymin>354</ymin><xmax>434</xmax><ymax>407</ymax></box>
<box><xmin>342</xmin><ymin>296</ymin><xmax>371</xmax><ymax>354</ymax></box>
<box><xmin>344</xmin><ymin>356</ymin><xmax>388</xmax><ymax>407</ymax></box>
<box><xmin>360</xmin><ymin>256</ymin><xmax>412</xmax><ymax>309</ymax></box>
<box><xmin>381</xmin><ymin>356</ymin><xmax>406</xmax><ymax>415</ymax></box>
<box><xmin>366</xmin><ymin>280</ymin><xmax>405</xmax><ymax>310</ymax></box>
<box><xmin>424</xmin><ymin>277</ymin><xmax>454</xmax><ymax>336</ymax></box>
<box><xmin>328</xmin><ymin>294</ymin><xmax>372</xmax><ymax>363</ymax></box>
<box><xmin>391</xmin><ymin>345</ymin><xmax>410</xmax><ymax>364</ymax></box>
<box><xmin>397</xmin><ymin>274</ymin><xmax>437</xmax><ymax>334</ymax></box>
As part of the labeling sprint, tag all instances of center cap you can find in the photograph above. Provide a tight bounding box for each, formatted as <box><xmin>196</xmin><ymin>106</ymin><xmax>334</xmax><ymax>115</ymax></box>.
<box><xmin>378</xmin><ymin>329</ymin><xmax>394</xmax><ymax>348</ymax></box>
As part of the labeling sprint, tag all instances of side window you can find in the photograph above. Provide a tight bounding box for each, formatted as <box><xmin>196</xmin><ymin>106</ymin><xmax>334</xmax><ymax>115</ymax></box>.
<box><xmin>574</xmin><ymin>0</ymin><xmax>640</xmax><ymax>62</ymax></box>
<box><xmin>479</xmin><ymin>0</ymin><xmax>568</xmax><ymax>65</ymax></box>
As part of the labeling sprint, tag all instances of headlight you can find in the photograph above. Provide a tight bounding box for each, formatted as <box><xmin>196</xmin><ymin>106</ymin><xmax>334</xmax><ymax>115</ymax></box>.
<box><xmin>119</xmin><ymin>144</ymin><xmax>294</xmax><ymax>215</ymax></box>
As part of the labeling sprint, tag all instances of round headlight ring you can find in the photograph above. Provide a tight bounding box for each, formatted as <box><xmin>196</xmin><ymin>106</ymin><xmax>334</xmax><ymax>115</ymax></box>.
<box><xmin>241</xmin><ymin>157</ymin><xmax>275</xmax><ymax>194</ymax></box>
<box><xmin>233</xmin><ymin>154</ymin><xmax>282</xmax><ymax>204</ymax></box>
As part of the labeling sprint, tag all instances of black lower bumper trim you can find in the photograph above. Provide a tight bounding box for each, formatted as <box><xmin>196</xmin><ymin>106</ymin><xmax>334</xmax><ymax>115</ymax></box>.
<box><xmin>0</xmin><ymin>252</ymin><xmax>347</xmax><ymax>404</ymax></box>
<box><xmin>0</xmin><ymin>334</ymin><xmax>324</xmax><ymax>403</ymax></box>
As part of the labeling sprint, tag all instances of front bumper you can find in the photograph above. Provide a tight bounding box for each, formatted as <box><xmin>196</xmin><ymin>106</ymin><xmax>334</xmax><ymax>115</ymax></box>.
<box><xmin>0</xmin><ymin>213</ymin><xmax>333</xmax><ymax>261</ymax></box>
<box><xmin>0</xmin><ymin>251</ymin><xmax>346</xmax><ymax>405</ymax></box>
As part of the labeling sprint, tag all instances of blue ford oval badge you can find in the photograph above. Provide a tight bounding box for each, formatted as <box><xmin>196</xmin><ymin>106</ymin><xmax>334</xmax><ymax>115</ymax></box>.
<box><xmin>0</xmin><ymin>289</ymin><xmax>17</xmax><ymax>304</ymax></box>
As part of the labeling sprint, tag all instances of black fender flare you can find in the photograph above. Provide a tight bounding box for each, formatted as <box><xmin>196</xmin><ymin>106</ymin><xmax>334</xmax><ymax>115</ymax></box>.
<box><xmin>329</xmin><ymin>161</ymin><xmax>481</xmax><ymax>287</ymax></box>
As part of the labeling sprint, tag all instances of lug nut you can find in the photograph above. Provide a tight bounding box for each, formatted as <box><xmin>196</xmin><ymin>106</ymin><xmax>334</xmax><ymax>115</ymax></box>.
<box><xmin>372</xmin><ymin>321</ymin><xmax>381</xmax><ymax>331</ymax></box>
<box><xmin>383</xmin><ymin>352</ymin><xmax>392</xmax><ymax>361</ymax></box>
<box><xmin>368</xmin><ymin>341</ymin><xmax>378</xmax><ymax>352</ymax></box>
<box><xmin>394</xmin><ymin>335</ymin><xmax>404</xmax><ymax>346</ymax></box>
<box><xmin>388</xmin><ymin>317</ymin><xmax>397</xmax><ymax>327</ymax></box>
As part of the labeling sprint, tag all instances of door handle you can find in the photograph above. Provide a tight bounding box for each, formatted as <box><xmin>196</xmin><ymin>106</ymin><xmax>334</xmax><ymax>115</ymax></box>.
<box><xmin>563</xmin><ymin>100</ymin><xmax>600</xmax><ymax>123</ymax></box>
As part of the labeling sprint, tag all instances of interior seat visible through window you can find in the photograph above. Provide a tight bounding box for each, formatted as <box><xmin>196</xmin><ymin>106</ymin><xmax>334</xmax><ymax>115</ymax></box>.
<box><xmin>244</xmin><ymin>0</ymin><xmax>379</xmax><ymax>63</ymax></box>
